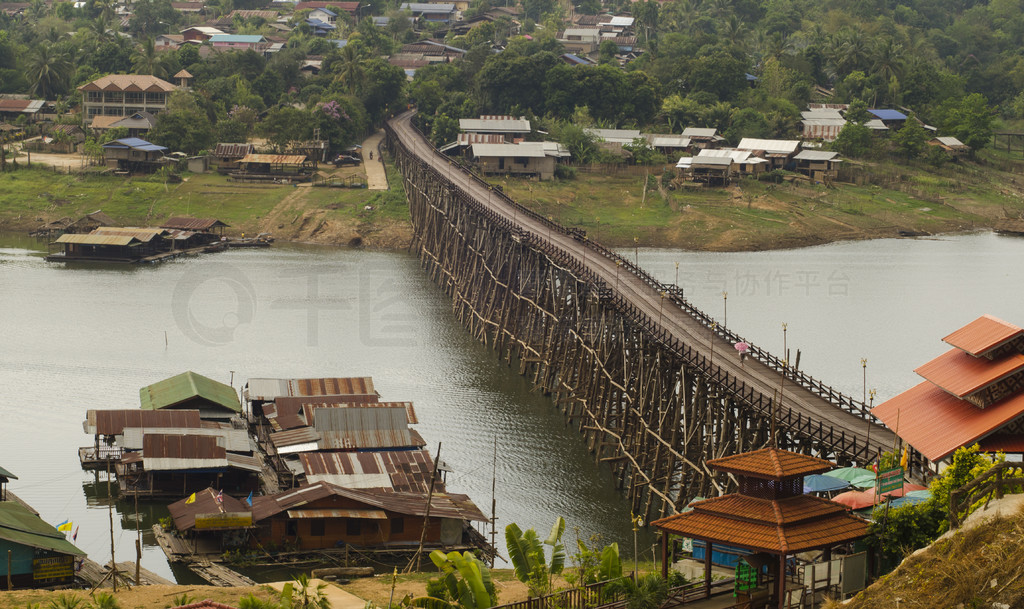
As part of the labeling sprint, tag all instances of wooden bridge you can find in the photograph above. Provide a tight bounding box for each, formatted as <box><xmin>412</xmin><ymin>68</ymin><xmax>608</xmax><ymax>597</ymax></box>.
<box><xmin>385</xmin><ymin>110</ymin><xmax>908</xmax><ymax>522</ymax></box>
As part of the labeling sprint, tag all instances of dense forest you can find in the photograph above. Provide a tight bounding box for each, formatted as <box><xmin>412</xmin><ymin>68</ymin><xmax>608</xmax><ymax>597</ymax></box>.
<box><xmin>0</xmin><ymin>0</ymin><xmax>1014</xmax><ymax>158</ymax></box>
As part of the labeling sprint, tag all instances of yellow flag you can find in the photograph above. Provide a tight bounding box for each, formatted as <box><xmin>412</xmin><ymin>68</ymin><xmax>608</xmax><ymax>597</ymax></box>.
<box><xmin>185</xmin><ymin>492</ymin><xmax>196</xmax><ymax>504</ymax></box>
<box><xmin>57</xmin><ymin>520</ymin><xmax>73</xmax><ymax>532</ymax></box>
<box><xmin>900</xmin><ymin>446</ymin><xmax>909</xmax><ymax>469</ymax></box>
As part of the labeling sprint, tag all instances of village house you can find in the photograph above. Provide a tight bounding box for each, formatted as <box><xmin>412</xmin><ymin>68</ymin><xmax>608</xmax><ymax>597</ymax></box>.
<box><xmin>736</xmin><ymin>138</ymin><xmax>801</xmax><ymax>170</ymax></box>
<box><xmin>213</xmin><ymin>142</ymin><xmax>255</xmax><ymax>172</ymax></box>
<box><xmin>307</xmin><ymin>6</ymin><xmax>338</xmax><ymax>23</ymax></box>
<box><xmin>160</xmin><ymin>217</ymin><xmax>229</xmax><ymax>244</ymax></box>
<box><xmin>645</xmin><ymin>134</ymin><xmax>691</xmax><ymax>155</ymax></box>
<box><xmin>209</xmin><ymin>34</ymin><xmax>269</xmax><ymax>51</ymax></box>
<box><xmin>180</xmin><ymin>26</ymin><xmax>225</xmax><ymax>41</ymax></box>
<box><xmin>793</xmin><ymin>149</ymin><xmax>842</xmax><ymax>182</ymax></box>
<box><xmin>0</xmin><ymin>98</ymin><xmax>46</xmax><ymax>123</ymax></box>
<box><xmin>0</xmin><ymin>498</ymin><xmax>84</xmax><ymax>588</ymax></box>
<box><xmin>168</xmin><ymin>482</ymin><xmax>488</xmax><ymax>554</ymax></box>
<box><xmin>80</xmin><ymin>409</ymin><xmax>204</xmax><ymax>470</ymax></box>
<box><xmin>140</xmin><ymin>371</ymin><xmax>243</xmax><ymax>421</ymax></box>
<box><xmin>557</xmin><ymin>27</ymin><xmax>601</xmax><ymax>54</ymax></box>
<box><xmin>233</xmin><ymin>153</ymin><xmax>314</xmax><ymax>181</ymax></box>
<box><xmin>471</xmin><ymin>142</ymin><xmax>557</xmax><ymax>180</ymax></box>
<box><xmin>294</xmin><ymin>1</ymin><xmax>360</xmax><ymax>18</ymax></box>
<box><xmin>681</xmin><ymin>127</ymin><xmax>724</xmax><ymax>149</ymax></box>
<box><xmin>78</xmin><ymin>75</ymin><xmax>178</xmax><ymax>122</ymax></box>
<box><xmin>867</xmin><ymin>108</ymin><xmax>908</xmax><ymax>129</ymax></box>
<box><xmin>116</xmin><ymin>432</ymin><xmax>260</xmax><ymax>498</ymax></box>
<box><xmin>930</xmin><ymin>136</ymin><xmax>970</xmax><ymax>158</ymax></box>
<box><xmin>155</xmin><ymin>33</ymin><xmax>185</xmax><ymax>49</ymax></box>
<box><xmin>100</xmin><ymin>111</ymin><xmax>158</xmax><ymax>139</ymax></box>
<box><xmin>244</xmin><ymin>377</ymin><xmax>378</xmax><ymax>419</ymax></box>
<box><xmin>800</xmin><ymin>108</ymin><xmax>846</xmax><ymax>142</ymax></box>
<box><xmin>100</xmin><ymin>137</ymin><xmax>168</xmax><ymax>173</ymax></box>
<box><xmin>400</xmin><ymin>2</ymin><xmax>456</xmax><ymax>25</ymax></box>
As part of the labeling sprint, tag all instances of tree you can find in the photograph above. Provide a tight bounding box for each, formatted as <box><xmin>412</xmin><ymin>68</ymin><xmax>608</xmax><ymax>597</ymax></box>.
<box><xmin>892</xmin><ymin>114</ymin><xmax>928</xmax><ymax>159</ymax></box>
<box><xmin>149</xmin><ymin>91</ymin><xmax>214</xmax><ymax>154</ymax></box>
<box><xmin>936</xmin><ymin>92</ymin><xmax>993</xmax><ymax>152</ymax></box>
<box><xmin>131</xmin><ymin>37</ymin><xmax>170</xmax><ymax>78</ymax></box>
<box><xmin>429</xmin><ymin>114</ymin><xmax>459</xmax><ymax>147</ymax></box>
<box><xmin>26</xmin><ymin>44</ymin><xmax>73</xmax><ymax>99</ymax></box>
<box><xmin>332</xmin><ymin>43</ymin><xmax>368</xmax><ymax>96</ymax></box>
<box><xmin>831</xmin><ymin>122</ymin><xmax>872</xmax><ymax>158</ymax></box>
<box><xmin>127</xmin><ymin>0</ymin><xmax>179</xmax><ymax>37</ymax></box>
<box><xmin>521</xmin><ymin>0</ymin><xmax>554</xmax><ymax>22</ymax></box>
<box><xmin>505</xmin><ymin>517</ymin><xmax>566</xmax><ymax>597</ymax></box>
<box><xmin>567</xmin><ymin>539</ymin><xmax>622</xmax><ymax>586</ymax></box>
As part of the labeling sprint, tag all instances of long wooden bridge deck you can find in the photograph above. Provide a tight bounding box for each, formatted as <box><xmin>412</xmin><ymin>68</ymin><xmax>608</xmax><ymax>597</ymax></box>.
<box><xmin>387</xmin><ymin>110</ymin><xmax>906</xmax><ymax>511</ymax></box>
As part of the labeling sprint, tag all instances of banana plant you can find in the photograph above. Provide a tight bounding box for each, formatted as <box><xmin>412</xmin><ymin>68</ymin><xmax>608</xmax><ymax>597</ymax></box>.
<box><xmin>410</xmin><ymin>550</ymin><xmax>497</xmax><ymax>609</ymax></box>
<box><xmin>505</xmin><ymin>517</ymin><xmax>566</xmax><ymax>597</ymax></box>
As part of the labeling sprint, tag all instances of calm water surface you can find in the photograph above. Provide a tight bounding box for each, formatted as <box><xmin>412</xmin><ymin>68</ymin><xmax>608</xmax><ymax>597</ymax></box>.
<box><xmin>2</xmin><ymin>231</ymin><xmax>1021</xmax><ymax>581</ymax></box>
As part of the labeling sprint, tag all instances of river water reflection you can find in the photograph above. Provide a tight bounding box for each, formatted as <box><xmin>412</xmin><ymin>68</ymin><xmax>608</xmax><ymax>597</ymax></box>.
<box><xmin>2</xmin><ymin>230</ymin><xmax>1021</xmax><ymax>582</ymax></box>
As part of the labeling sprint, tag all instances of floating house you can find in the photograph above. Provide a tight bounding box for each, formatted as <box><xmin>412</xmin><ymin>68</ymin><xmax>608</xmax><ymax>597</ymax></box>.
<box><xmin>116</xmin><ymin>433</ymin><xmax>260</xmax><ymax>497</ymax></box>
<box><xmin>140</xmin><ymin>371</ymin><xmax>242</xmax><ymax>421</ymax></box>
<box><xmin>168</xmin><ymin>481</ymin><xmax>487</xmax><ymax>554</ymax></box>
<box><xmin>654</xmin><ymin>448</ymin><xmax>870</xmax><ymax>608</ymax></box>
<box><xmin>244</xmin><ymin>376</ymin><xmax>377</xmax><ymax>418</ymax></box>
<box><xmin>0</xmin><ymin>501</ymin><xmax>85</xmax><ymax>588</ymax></box>
<box><xmin>80</xmin><ymin>408</ymin><xmax>203</xmax><ymax>470</ymax></box>
<box><xmin>873</xmin><ymin>314</ymin><xmax>1024</xmax><ymax>469</ymax></box>
<box><xmin>160</xmin><ymin>217</ymin><xmax>229</xmax><ymax>244</ymax></box>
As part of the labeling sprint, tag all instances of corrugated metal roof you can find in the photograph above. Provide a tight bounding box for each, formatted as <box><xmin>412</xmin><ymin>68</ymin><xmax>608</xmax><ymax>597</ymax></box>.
<box><xmin>472</xmin><ymin>142</ymin><xmax>546</xmax><ymax>158</ymax></box>
<box><xmin>314</xmin><ymin>408</ymin><xmax>415</xmax><ymax>449</ymax></box>
<box><xmin>140</xmin><ymin>371</ymin><xmax>241</xmax><ymax>413</ymax></box>
<box><xmin>736</xmin><ymin>138</ymin><xmax>800</xmax><ymax>154</ymax></box>
<box><xmin>302</xmin><ymin>402</ymin><xmax>418</xmax><ymax>425</ymax></box>
<box><xmin>456</xmin><ymin>133</ymin><xmax>505</xmax><ymax>146</ymax></box>
<box><xmin>300</xmin><ymin>449</ymin><xmax>439</xmax><ymax>493</ymax></box>
<box><xmin>160</xmin><ymin>217</ymin><xmax>228</xmax><ymax>231</ymax></box>
<box><xmin>608</xmin><ymin>16</ymin><xmax>633</xmax><ymax>26</ymax></box>
<box><xmin>943</xmin><ymin>315</ymin><xmax>1023</xmax><ymax>356</ymax></box>
<box><xmin>872</xmin><ymin>380</ymin><xmax>1024</xmax><ymax>461</ymax></box>
<box><xmin>226</xmin><ymin>452</ymin><xmax>262</xmax><ymax>472</ymax></box>
<box><xmin>213</xmin><ymin>143</ymin><xmax>254</xmax><ymax>158</ymax></box>
<box><xmin>122</xmin><ymin>427</ymin><xmax>252</xmax><ymax>453</ymax></box>
<box><xmin>269</xmin><ymin>427</ymin><xmax>321</xmax><ymax>453</ymax></box>
<box><xmin>793</xmin><ymin>150</ymin><xmax>840</xmax><ymax>162</ymax></box>
<box><xmin>87</xmin><ymin>409</ymin><xmax>203</xmax><ymax>436</ymax></box>
<box><xmin>801</xmin><ymin>109</ymin><xmax>844</xmax><ymax>120</ymax></box>
<box><xmin>916</xmin><ymin>348</ymin><xmax>1024</xmax><ymax>398</ymax></box>
<box><xmin>646</xmin><ymin>135</ymin><xmax>691</xmax><ymax>148</ymax></box>
<box><xmin>78</xmin><ymin>75</ymin><xmax>176</xmax><ymax>93</ymax></box>
<box><xmin>690</xmin><ymin>157</ymin><xmax>732</xmax><ymax>167</ymax></box>
<box><xmin>459</xmin><ymin>118</ymin><xmax>531</xmax><ymax>133</ymax></box>
<box><xmin>936</xmin><ymin>136</ymin><xmax>967</xmax><ymax>148</ymax></box>
<box><xmin>210</xmin><ymin>34</ymin><xmax>266</xmax><ymax>43</ymax></box>
<box><xmin>287</xmin><ymin>508</ymin><xmax>387</xmax><ymax>519</ymax></box>
<box><xmin>0</xmin><ymin>502</ymin><xmax>85</xmax><ymax>556</ymax></box>
<box><xmin>238</xmin><ymin>154</ymin><xmax>307</xmax><ymax>164</ymax></box>
<box><xmin>54</xmin><ymin>233</ymin><xmax>140</xmax><ymax>246</ymax></box>
<box><xmin>400</xmin><ymin>2</ymin><xmax>455</xmax><ymax>11</ymax></box>
<box><xmin>251</xmin><ymin>481</ymin><xmax>487</xmax><ymax>522</ymax></box>
<box><xmin>868</xmin><ymin>108</ymin><xmax>907</xmax><ymax>121</ymax></box>
<box><xmin>100</xmin><ymin>138</ymin><xmax>167</xmax><ymax>152</ymax></box>
<box><xmin>682</xmin><ymin>127</ymin><xmax>717</xmax><ymax>138</ymax></box>
<box><xmin>91</xmin><ymin>227</ymin><xmax>168</xmax><ymax>242</ymax></box>
<box><xmin>708</xmin><ymin>448</ymin><xmax>835</xmax><ymax>480</ymax></box>
<box><xmin>585</xmin><ymin>128</ymin><xmax>642</xmax><ymax>144</ymax></box>
<box><xmin>263</xmin><ymin>403</ymin><xmax>308</xmax><ymax>431</ymax></box>
<box><xmin>245</xmin><ymin>377</ymin><xmax>376</xmax><ymax>401</ymax></box>
<box><xmin>141</xmin><ymin>434</ymin><xmax>228</xmax><ymax>471</ymax></box>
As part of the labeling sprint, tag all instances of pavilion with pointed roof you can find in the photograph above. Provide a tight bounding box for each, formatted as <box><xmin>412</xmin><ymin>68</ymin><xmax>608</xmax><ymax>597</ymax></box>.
<box><xmin>872</xmin><ymin>314</ymin><xmax>1024</xmax><ymax>464</ymax></box>
<box><xmin>653</xmin><ymin>448</ymin><xmax>869</xmax><ymax>609</ymax></box>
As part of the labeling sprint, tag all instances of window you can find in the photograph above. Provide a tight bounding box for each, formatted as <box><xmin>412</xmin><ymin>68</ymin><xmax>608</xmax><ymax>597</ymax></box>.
<box><xmin>125</xmin><ymin>92</ymin><xmax>143</xmax><ymax>104</ymax></box>
<box><xmin>104</xmin><ymin>92</ymin><xmax>123</xmax><ymax>104</ymax></box>
<box><xmin>391</xmin><ymin>518</ymin><xmax>404</xmax><ymax>535</ymax></box>
<box><xmin>514</xmin><ymin>157</ymin><xmax>528</xmax><ymax>166</ymax></box>
<box><xmin>286</xmin><ymin>521</ymin><xmax>298</xmax><ymax>536</ymax></box>
<box><xmin>346</xmin><ymin>519</ymin><xmax>361</xmax><ymax>536</ymax></box>
<box><xmin>309</xmin><ymin>520</ymin><xmax>325</xmax><ymax>536</ymax></box>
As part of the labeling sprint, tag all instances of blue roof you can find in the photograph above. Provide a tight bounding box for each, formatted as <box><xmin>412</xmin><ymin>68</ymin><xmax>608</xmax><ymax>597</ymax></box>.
<box><xmin>101</xmin><ymin>137</ymin><xmax>168</xmax><ymax>152</ymax></box>
<box><xmin>312</xmin><ymin>6</ymin><xmax>336</xmax><ymax>15</ymax></box>
<box><xmin>306</xmin><ymin>18</ymin><xmax>336</xmax><ymax>28</ymax></box>
<box><xmin>209</xmin><ymin>34</ymin><xmax>265</xmax><ymax>43</ymax></box>
<box><xmin>561</xmin><ymin>53</ymin><xmax>593</xmax><ymax>66</ymax></box>
<box><xmin>745</xmin><ymin>73</ymin><xmax>758</xmax><ymax>81</ymax></box>
<box><xmin>330</xmin><ymin>39</ymin><xmax>348</xmax><ymax>47</ymax></box>
<box><xmin>868</xmin><ymin>108</ymin><xmax>907</xmax><ymax>121</ymax></box>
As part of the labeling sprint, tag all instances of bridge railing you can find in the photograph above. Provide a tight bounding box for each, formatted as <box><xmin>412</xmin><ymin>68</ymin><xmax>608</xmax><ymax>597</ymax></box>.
<box><xmin>386</xmin><ymin>113</ymin><xmax>879</xmax><ymax>428</ymax></box>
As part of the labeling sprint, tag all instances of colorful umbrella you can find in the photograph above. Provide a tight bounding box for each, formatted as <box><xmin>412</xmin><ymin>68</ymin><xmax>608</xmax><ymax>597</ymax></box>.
<box><xmin>832</xmin><ymin>484</ymin><xmax>929</xmax><ymax>510</ymax></box>
<box><xmin>825</xmin><ymin>467</ymin><xmax>877</xmax><ymax>489</ymax></box>
<box><xmin>803</xmin><ymin>474</ymin><xmax>852</xmax><ymax>494</ymax></box>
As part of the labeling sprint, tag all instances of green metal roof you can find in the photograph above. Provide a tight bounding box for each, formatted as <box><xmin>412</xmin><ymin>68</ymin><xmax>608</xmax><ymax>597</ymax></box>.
<box><xmin>139</xmin><ymin>371</ymin><xmax>241</xmax><ymax>413</ymax></box>
<box><xmin>0</xmin><ymin>466</ymin><xmax>17</xmax><ymax>481</ymax></box>
<box><xmin>0</xmin><ymin>503</ymin><xmax>84</xmax><ymax>556</ymax></box>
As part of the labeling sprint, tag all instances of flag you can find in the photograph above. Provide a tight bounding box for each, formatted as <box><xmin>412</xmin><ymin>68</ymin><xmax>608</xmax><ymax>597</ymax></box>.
<box><xmin>900</xmin><ymin>446</ymin><xmax>909</xmax><ymax>469</ymax></box>
<box><xmin>245</xmin><ymin>491</ymin><xmax>253</xmax><ymax>506</ymax></box>
<box><xmin>872</xmin><ymin>462</ymin><xmax>878</xmax><ymax>474</ymax></box>
<box><xmin>185</xmin><ymin>492</ymin><xmax>196</xmax><ymax>504</ymax></box>
<box><xmin>72</xmin><ymin>525</ymin><xmax>79</xmax><ymax>542</ymax></box>
<box><xmin>57</xmin><ymin>520</ymin><xmax>73</xmax><ymax>533</ymax></box>
<box><xmin>216</xmin><ymin>490</ymin><xmax>223</xmax><ymax>504</ymax></box>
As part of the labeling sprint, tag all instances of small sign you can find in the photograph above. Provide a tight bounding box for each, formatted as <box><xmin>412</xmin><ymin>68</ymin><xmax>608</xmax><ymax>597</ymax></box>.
<box><xmin>877</xmin><ymin>466</ymin><xmax>904</xmax><ymax>494</ymax></box>
<box><xmin>195</xmin><ymin>511</ymin><xmax>253</xmax><ymax>530</ymax></box>
<box><xmin>33</xmin><ymin>555</ymin><xmax>74</xmax><ymax>582</ymax></box>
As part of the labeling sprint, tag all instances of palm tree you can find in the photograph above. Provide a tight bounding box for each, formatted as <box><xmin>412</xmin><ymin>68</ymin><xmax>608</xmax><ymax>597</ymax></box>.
<box><xmin>131</xmin><ymin>37</ymin><xmax>169</xmax><ymax>78</ymax></box>
<box><xmin>26</xmin><ymin>44</ymin><xmax>73</xmax><ymax>99</ymax></box>
<box><xmin>871</xmin><ymin>38</ymin><xmax>904</xmax><ymax>105</ymax></box>
<box><xmin>332</xmin><ymin>44</ymin><xmax>367</xmax><ymax>96</ymax></box>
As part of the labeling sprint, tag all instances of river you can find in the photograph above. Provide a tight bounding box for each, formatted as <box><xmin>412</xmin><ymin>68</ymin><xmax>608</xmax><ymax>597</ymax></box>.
<box><xmin>1</xmin><ymin>231</ymin><xmax>1021</xmax><ymax>582</ymax></box>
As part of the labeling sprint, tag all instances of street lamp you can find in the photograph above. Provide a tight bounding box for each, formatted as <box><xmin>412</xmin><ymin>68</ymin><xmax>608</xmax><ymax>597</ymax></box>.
<box><xmin>631</xmin><ymin>513</ymin><xmax>643</xmax><ymax>581</ymax></box>
<box><xmin>615</xmin><ymin>260</ymin><xmax>622</xmax><ymax>291</ymax></box>
<box><xmin>861</xmin><ymin>358</ymin><xmax>868</xmax><ymax>404</ymax></box>
<box><xmin>722</xmin><ymin>291</ymin><xmax>728</xmax><ymax>327</ymax></box>
<box><xmin>782</xmin><ymin>322</ymin><xmax>788</xmax><ymax>363</ymax></box>
<box><xmin>634</xmin><ymin>236</ymin><xmax>639</xmax><ymax>266</ymax></box>
<box><xmin>675</xmin><ymin>261</ymin><xmax>679</xmax><ymax>288</ymax></box>
<box><xmin>659</xmin><ymin>291</ymin><xmax>666</xmax><ymax>326</ymax></box>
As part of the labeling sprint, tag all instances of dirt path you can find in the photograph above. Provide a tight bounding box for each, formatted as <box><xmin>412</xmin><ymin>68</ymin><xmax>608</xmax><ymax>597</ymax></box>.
<box><xmin>363</xmin><ymin>130</ymin><xmax>389</xmax><ymax>190</ymax></box>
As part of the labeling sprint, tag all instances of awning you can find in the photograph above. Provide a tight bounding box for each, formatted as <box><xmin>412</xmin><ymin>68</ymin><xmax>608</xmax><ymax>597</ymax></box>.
<box><xmin>285</xmin><ymin>509</ymin><xmax>387</xmax><ymax>519</ymax></box>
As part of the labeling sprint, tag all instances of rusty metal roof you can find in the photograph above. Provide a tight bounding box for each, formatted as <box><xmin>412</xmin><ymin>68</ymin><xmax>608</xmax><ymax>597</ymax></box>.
<box><xmin>300</xmin><ymin>449</ymin><xmax>439</xmax><ymax>493</ymax></box>
<box><xmin>91</xmin><ymin>227</ymin><xmax>169</xmax><ymax>242</ymax></box>
<box><xmin>306</xmin><ymin>402</ymin><xmax>417</xmax><ymax>425</ymax></box>
<box><xmin>246</xmin><ymin>377</ymin><xmax>377</xmax><ymax>401</ymax></box>
<box><xmin>160</xmin><ymin>217</ymin><xmax>228</xmax><ymax>231</ymax></box>
<box><xmin>250</xmin><ymin>481</ymin><xmax>486</xmax><ymax>522</ymax></box>
<box><xmin>314</xmin><ymin>408</ymin><xmax>419</xmax><ymax>450</ymax></box>
<box><xmin>168</xmin><ymin>487</ymin><xmax>248</xmax><ymax>531</ymax></box>
<box><xmin>707</xmin><ymin>448</ymin><xmax>835</xmax><ymax>481</ymax></box>
<box><xmin>943</xmin><ymin>314</ymin><xmax>1024</xmax><ymax>357</ymax></box>
<box><xmin>263</xmin><ymin>402</ymin><xmax>308</xmax><ymax>431</ymax></box>
<box><xmin>85</xmin><ymin>409</ymin><xmax>202</xmax><ymax>436</ymax></box>
<box><xmin>122</xmin><ymin>427</ymin><xmax>252</xmax><ymax>453</ymax></box>
<box><xmin>238</xmin><ymin>153</ymin><xmax>307</xmax><ymax>165</ymax></box>
<box><xmin>142</xmin><ymin>434</ymin><xmax>227</xmax><ymax>471</ymax></box>
<box><xmin>915</xmin><ymin>348</ymin><xmax>1024</xmax><ymax>398</ymax></box>
<box><xmin>54</xmin><ymin>233</ymin><xmax>140</xmax><ymax>246</ymax></box>
<box><xmin>213</xmin><ymin>143</ymin><xmax>254</xmax><ymax>158</ymax></box>
<box><xmin>269</xmin><ymin>427</ymin><xmax>321</xmax><ymax>454</ymax></box>
<box><xmin>286</xmin><ymin>508</ymin><xmax>387</xmax><ymax>519</ymax></box>
<box><xmin>273</xmin><ymin>394</ymin><xmax>379</xmax><ymax>413</ymax></box>
<box><xmin>872</xmin><ymin>380</ymin><xmax>1024</xmax><ymax>461</ymax></box>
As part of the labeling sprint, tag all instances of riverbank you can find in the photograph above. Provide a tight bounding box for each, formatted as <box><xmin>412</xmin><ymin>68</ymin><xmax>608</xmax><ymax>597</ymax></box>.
<box><xmin>3</xmin><ymin>150</ymin><xmax>1024</xmax><ymax>252</ymax></box>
